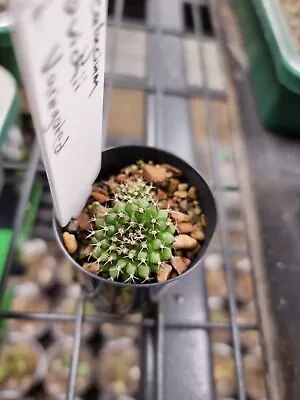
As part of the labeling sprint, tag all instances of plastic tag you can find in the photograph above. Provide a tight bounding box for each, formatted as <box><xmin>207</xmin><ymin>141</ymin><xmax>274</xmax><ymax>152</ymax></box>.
<box><xmin>9</xmin><ymin>0</ymin><xmax>107</xmax><ymax>226</ymax></box>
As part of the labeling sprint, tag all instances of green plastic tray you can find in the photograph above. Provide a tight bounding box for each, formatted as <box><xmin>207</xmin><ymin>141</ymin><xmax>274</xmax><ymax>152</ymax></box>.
<box><xmin>0</xmin><ymin>11</ymin><xmax>21</xmax><ymax>86</ymax></box>
<box><xmin>0</xmin><ymin>229</ymin><xmax>13</xmax><ymax>337</ymax></box>
<box><xmin>233</xmin><ymin>0</ymin><xmax>300</xmax><ymax>133</ymax></box>
<box><xmin>0</xmin><ymin>65</ymin><xmax>19</xmax><ymax>196</ymax></box>
<box><xmin>254</xmin><ymin>0</ymin><xmax>300</xmax><ymax>94</ymax></box>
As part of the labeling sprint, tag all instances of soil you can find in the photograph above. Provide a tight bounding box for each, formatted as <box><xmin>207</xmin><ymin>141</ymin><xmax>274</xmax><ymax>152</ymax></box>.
<box><xmin>63</xmin><ymin>160</ymin><xmax>207</xmax><ymax>283</ymax></box>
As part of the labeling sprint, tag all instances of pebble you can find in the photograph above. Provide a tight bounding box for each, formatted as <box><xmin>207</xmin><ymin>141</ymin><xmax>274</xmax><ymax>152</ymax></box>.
<box><xmin>191</xmin><ymin>229</ymin><xmax>205</xmax><ymax>241</ymax></box>
<box><xmin>156</xmin><ymin>189</ymin><xmax>167</xmax><ymax>200</ymax></box>
<box><xmin>200</xmin><ymin>214</ymin><xmax>207</xmax><ymax>227</ymax></box>
<box><xmin>79</xmin><ymin>245</ymin><xmax>93</xmax><ymax>259</ymax></box>
<box><xmin>76</xmin><ymin>213</ymin><xmax>92</xmax><ymax>231</ymax></box>
<box><xmin>187</xmin><ymin>186</ymin><xmax>197</xmax><ymax>200</ymax></box>
<box><xmin>161</xmin><ymin>163</ymin><xmax>182</xmax><ymax>177</ymax></box>
<box><xmin>173</xmin><ymin>234</ymin><xmax>198</xmax><ymax>249</ymax></box>
<box><xmin>236</xmin><ymin>257</ymin><xmax>251</xmax><ymax>272</ymax></box>
<box><xmin>174</xmin><ymin>191</ymin><xmax>188</xmax><ymax>198</ymax></box>
<box><xmin>88</xmin><ymin>202</ymin><xmax>107</xmax><ymax>218</ymax></box>
<box><xmin>83</xmin><ymin>263</ymin><xmax>99</xmax><ymax>274</ymax></box>
<box><xmin>244</xmin><ymin>353</ymin><xmax>266</xmax><ymax>399</ymax></box>
<box><xmin>186</xmin><ymin>243</ymin><xmax>201</xmax><ymax>259</ymax></box>
<box><xmin>168</xmin><ymin>178</ymin><xmax>180</xmax><ymax>194</ymax></box>
<box><xmin>22</xmin><ymin>238</ymin><xmax>48</xmax><ymax>262</ymax></box>
<box><xmin>235</xmin><ymin>271</ymin><xmax>254</xmax><ymax>303</ymax></box>
<box><xmin>92</xmin><ymin>191</ymin><xmax>110</xmax><ymax>203</ymax></box>
<box><xmin>177</xmin><ymin>222</ymin><xmax>194</xmax><ymax>234</ymax></box>
<box><xmin>66</xmin><ymin>219</ymin><xmax>79</xmax><ymax>233</ymax></box>
<box><xmin>157</xmin><ymin>263</ymin><xmax>172</xmax><ymax>282</ymax></box>
<box><xmin>62</xmin><ymin>232</ymin><xmax>78</xmax><ymax>254</ymax></box>
<box><xmin>171</xmin><ymin>256</ymin><xmax>191</xmax><ymax>275</ymax></box>
<box><xmin>170</xmin><ymin>271</ymin><xmax>178</xmax><ymax>280</ymax></box>
<box><xmin>143</xmin><ymin>164</ymin><xmax>168</xmax><ymax>183</ymax></box>
<box><xmin>169</xmin><ymin>210</ymin><xmax>189</xmax><ymax>222</ymax></box>
<box><xmin>204</xmin><ymin>253</ymin><xmax>223</xmax><ymax>270</ymax></box>
<box><xmin>178</xmin><ymin>183</ymin><xmax>188</xmax><ymax>191</ymax></box>
<box><xmin>116</xmin><ymin>174</ymin><xmax>128</xmax><ymax>183</ymax></box>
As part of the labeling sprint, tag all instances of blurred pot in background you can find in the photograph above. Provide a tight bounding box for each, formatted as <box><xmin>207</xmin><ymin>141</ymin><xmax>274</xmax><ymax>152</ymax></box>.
<box><xmin>0</xmin><ymin>332</ymin><xmax>47</xmax><ymax>398</ymax></box>
<box><xmin>244</xmin><ymin>349</ymin><xmax>267</xmax><ymax>399</ymax></box>
<box><xmin>208</xmin><ymin>297</ymin><xmax>231</xmax><ymax>344</ymax></box>
<box><xmin>9</xmin><ymin>282</ymin><xmax>50</xmax><ymax>338</ymax></box>
<box><xmin>234</xmin><ymin>257</ymin><xmax>254</xmax><ymax>303</ymax></box>
<box><xmin>100</xmin><ymin>313</ymin><xmax>142</xmax><ymax>342</ymax></box>
<box><xmin>237</xmin><ymin>302</ymin><xmax>260</xmax><ymax>350</ymax></box>
<box><xmin>213</xmin><ymin>343</ymin><xmax>236</xmax><ymax>398</ymax></box>
<box><xmin>45</xmin><ymin>338</ymin><xmax>93</xmax><ymax>399</ymax></box>
<box><xmin>51</xmin><ymin>285</ymin><xmax>97</xmax><ymax>340</ymax></box>
<box><xmin>98</xmin><ymin>339</ymin><xmax>140</xmax><ymax>397</ymax></box>
<box><xmin>204</xmin><ymin>253</ymin><xmax>228</xmax><ymax>299</ymax></box>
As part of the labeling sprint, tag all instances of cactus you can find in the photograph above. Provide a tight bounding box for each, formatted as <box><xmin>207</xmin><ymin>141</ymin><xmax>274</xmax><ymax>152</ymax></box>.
<box><xmin>87</xmin><ymin>180</ymin><xmax>176</xmax><ymax>282</ymax></box>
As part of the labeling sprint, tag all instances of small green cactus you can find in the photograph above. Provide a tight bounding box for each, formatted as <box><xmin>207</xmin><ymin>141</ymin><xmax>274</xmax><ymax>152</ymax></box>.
<box><xmin>88</xmin><ymin>180</ymin><xmax>176</xmax><ymax>282</ymax></box>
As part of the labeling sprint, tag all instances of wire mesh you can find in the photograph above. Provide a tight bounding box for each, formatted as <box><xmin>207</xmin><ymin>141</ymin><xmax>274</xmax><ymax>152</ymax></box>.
<box><xmin>0</xmin><ymin>0</ymin><xmax>267</xmax><ymax>399</ymax></box>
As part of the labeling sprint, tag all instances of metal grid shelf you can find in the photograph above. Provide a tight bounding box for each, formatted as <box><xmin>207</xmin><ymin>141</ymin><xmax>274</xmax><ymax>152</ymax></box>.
<box><xmin>0</xmin><ymin>1</ymin><xmax>267</xmax><ymax>399</ymax></box>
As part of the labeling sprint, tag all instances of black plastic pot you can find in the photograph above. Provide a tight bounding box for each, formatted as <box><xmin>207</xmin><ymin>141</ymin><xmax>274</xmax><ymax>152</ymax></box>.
<box><xmin>53</xmin><ymin>146</ymin><xmax>217</xmax><ymax>315</ymax></box>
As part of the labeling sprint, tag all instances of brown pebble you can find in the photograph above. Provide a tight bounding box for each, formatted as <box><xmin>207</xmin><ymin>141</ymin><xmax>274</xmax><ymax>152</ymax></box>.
<box><xmin>157</xmin><ymin>263</ymin><xmax>173</xmax><ymax>282</ymax></box>
<box><xmin>62</xmin><ymin>232</ymin><xmax>78</xmax><ymax>254</ymax></box>
<box><xmin>158</xmin><ymin>200</ymin><xmax>169</xmax><ymax>209</ymax></box>
<box><xmin>187</xmin><ymin>186</ymin><xmax>197</xmax><ymax>200</ymax></box>
<box><xmin>170</xmin><ymin>210</ymin><xmax>189</xmax><ymax>222</ymax></box>
<box><xmin>93</xmin><ymin>186</ymin><xmax>109</xmax><ymax>195</ymax></box>
<box><xmin>168</xmin><ymin>178</ymin><xmax>180</xmax><ymax>194</ymax></box>
<box><xmin>171</xmin><ymin>256</ymin><xmax>191</xmax><ymax>275</ymax></box>
<box><xmin>143</xmin><ymin>164</ymin><xmax>168</xmax><ymax>183</ymax></box>
<box><xmin>177</xmin><ymin>222</ymin><xmax>194</xmax><ymax>234</ymax></box>
<box><xmin>161</xmin><ymin>163</ymin><xmax>182</xmax><ymax>177</ymax></box>
<box><xmin>191</xmin><ymin>229</ymin><xmax>205</xmax><ymax>241</ymax></box>
<box><xmin>116</xmin><ymin>174</ymin><xmax>128</xmax><ymax>183</ymax></box>
<box><xmin>92</xmin><ymin>191</ymin><xmax>110</xmax><ymax>203</ymax></box>
<box><xmin>173</xmin><ymin>234</ymin><xmax>198</xmax><ymax>249</ymax></box>
<box><xmin>187</xmin><ymin>244</ymin><xmax>201</xmax><ymax>258</ymax></box>
<box><xmin>179</xmin><ymin>199</ymin><xmax>189</xmax><ymax>212</ymax></box>
<box><xmin>174</xmin><ymin>190</ymin><xmax>188</xmax><ymax>199</ymax></box>
<box><xmin>83</xmin><ymin>263</ymin><xmax>99</xmax><ymax>274</ymax></box>
<box><xmin>178</xmin><ymin>183</ymin><xmax>188</xmax><ymax>191</ymax></box>
<box><xmin>108</xmin><ymin>178</ymin><xmax>118</xmax><ymax>191</ymax></box>
<box><xmin>88</xmin><ymin>202</ymin><xmax>108</xmax><ymax>218</ymax></box>
<box><xmin>79</xmin><ymin>245</ymin><xmax>93</xmax><ymax>259</ymax></box>
<box><xmin>76</xmin><ymin>213</ymin><xmax>92</xmax><ymax>231</ymax></box>
<box><xmin>66</xmin><ymin>219</ymin><xmax>79</xmax><ymax>233</ymax></box>
<box><xmin>200</xmin><ymin>214</ymin><xmax>207</xmax><ymax>227</ymax></box>
<box><xmin>156</xmin><ymin>189</ymin><xmax>167</xmax><ymax>200</ymax></box>
<box><xmin>170</xmin><ymin>271</ymin><xmax>179</xmax><ymax>280</ymax></box>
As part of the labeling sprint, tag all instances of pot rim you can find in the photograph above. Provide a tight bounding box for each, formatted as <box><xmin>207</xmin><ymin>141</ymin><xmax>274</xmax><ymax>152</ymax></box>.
<box><xmin>53</xmin><ymin>145</ymin><xmax>217</xmax><ymax>289</ymax></box>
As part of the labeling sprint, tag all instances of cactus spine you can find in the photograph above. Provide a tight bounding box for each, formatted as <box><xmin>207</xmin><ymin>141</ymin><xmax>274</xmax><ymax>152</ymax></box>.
<box><xmin>88</xmin><ymin>180</ymin><xmax>176</xmax><ymax>282</ymax></box>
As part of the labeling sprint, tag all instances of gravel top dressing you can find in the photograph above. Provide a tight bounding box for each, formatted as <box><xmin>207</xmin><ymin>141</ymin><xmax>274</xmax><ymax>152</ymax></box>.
<box><xmin>63</xmin><ymin>160</ymin><xmax>207</xmax><ymax>284</ymax></box>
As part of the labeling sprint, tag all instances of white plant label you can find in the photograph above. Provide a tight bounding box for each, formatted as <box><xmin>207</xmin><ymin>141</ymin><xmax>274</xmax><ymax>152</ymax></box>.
<box><xmin>9</xmin><ymin>0</ymin><xmax>107</xmax><ymax>226</ymax></box>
